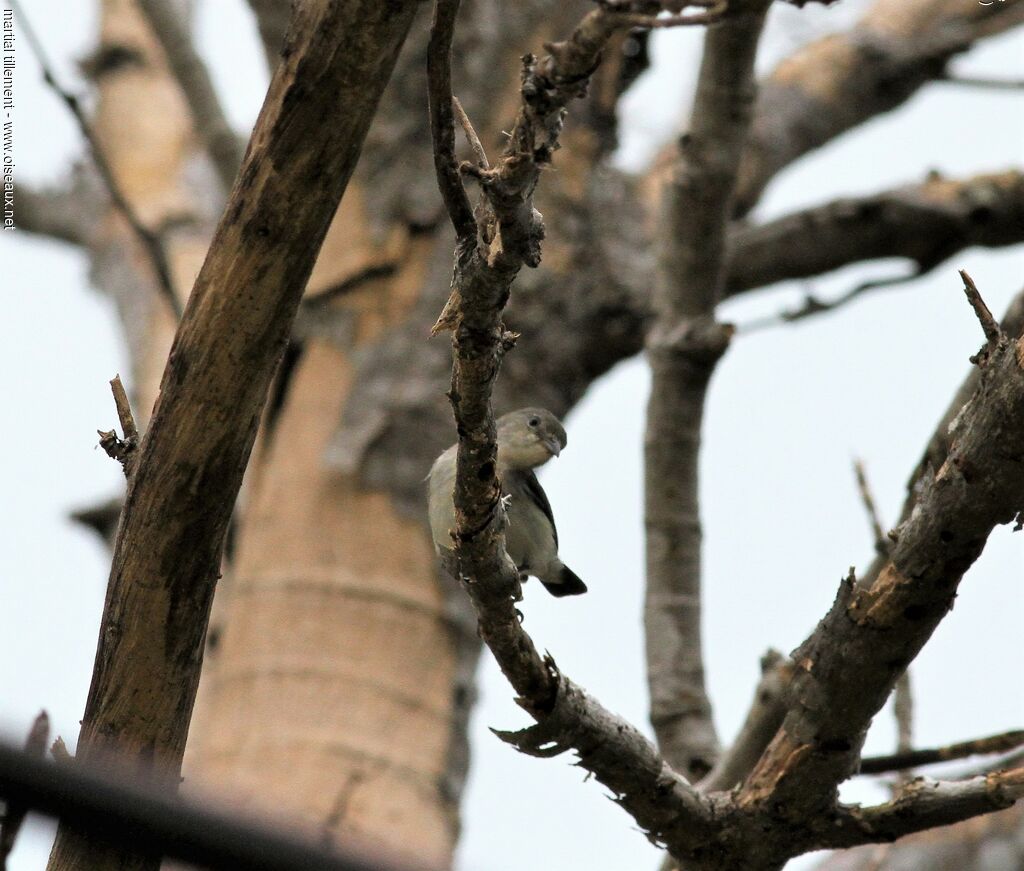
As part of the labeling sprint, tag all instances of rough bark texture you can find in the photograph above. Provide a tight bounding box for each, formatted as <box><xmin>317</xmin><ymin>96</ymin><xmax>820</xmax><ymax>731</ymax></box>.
<box><xmin>737</xmin><ymin>324</ymin><xmax>1024</xmax><ymax>866</ymax></box>
<box><xmin>47</xmin><ymin>3</ymin><xmax>419</xmax><ymax>870</ymax></box>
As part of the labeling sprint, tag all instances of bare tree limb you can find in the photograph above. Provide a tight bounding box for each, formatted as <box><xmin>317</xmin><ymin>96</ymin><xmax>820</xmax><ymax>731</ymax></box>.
<box><xmin>136</xmin><ymin>0</ymin><xmax>245</xmax><ymax>194</ymax></box>
<box><xmin>698</xmin><ymin>651</ymin><xmax>794</xmax><ymax>793</ymax></box>
<box><xmin>739</xmin><ymin>278</ymin><xmax>1024</xmax><ymax>862</ymax></box>
<box><xmin>426</xmin><ymin>0</ymin><xmax>476</xmax><ymax>242</ymax></box>
<box><xmin>724</xmin><ymin>169</ymin><xmax>1024</xmax><ymax>306</ymax></box>
<box><xmin>860</xmin><ymin>730</ymin><xmax>1024</xmax><ymax>776</ymax></box>
<box><xmin>733</xmin><ymin>0</ymin><xmax>1024</xmax><ymax>215</ymax></box>
<box><xmin>823</xmin><ymin>768</ymin><xmax>1024</xmax><ymax>849</ymax></box>
<box><xmin>645</xmin><ymin>0</ymin><xmax>770</xmax><ymax>781</ymax></box>
<box><xmin>853</xmin><ymin>460</ymin><xmax>890</xmax><ymax>559</ymax></box>
<box><xmin>430</xmin><ymin>2</ymin><xmax>734</xmax><ymax>863</ymax></box>
<box><xmin>854</xmin><ymin>288</ymin><xmax>1024</xmax><ymax>598</ymax></box>
<box><xmin>46</xmin><ymin>4</ymin><xmax>421</xmax><ymax>869</ymax></box>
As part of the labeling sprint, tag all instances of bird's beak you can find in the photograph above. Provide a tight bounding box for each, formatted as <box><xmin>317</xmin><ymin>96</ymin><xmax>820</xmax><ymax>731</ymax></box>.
<box><xmin>544</xmin><ymin>436</ymin><xmax>562</xmax><ymax>457</ymax></box>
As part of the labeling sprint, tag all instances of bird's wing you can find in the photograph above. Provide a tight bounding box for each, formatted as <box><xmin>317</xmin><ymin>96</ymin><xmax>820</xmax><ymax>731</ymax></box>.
<box><xmin>519</xmin><ymin>469</ymin><xmax>558</xmax><ymax>548</ymax></box>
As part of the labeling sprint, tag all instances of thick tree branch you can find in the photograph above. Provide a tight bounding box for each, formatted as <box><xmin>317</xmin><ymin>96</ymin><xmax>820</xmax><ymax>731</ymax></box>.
<box><xmin>733</xmin><ymin>0</ymin><xmax>1024</xmax><ymax>214</ymax></box>
<box><xmin>46</xmin><ymin>4</ymin><xmax>420</xmax><ymax>870</ymax></box>
<box><xmin>645</xmin><ymin>0</ymin><xmax>769</xmax><ymax>781</ymax></box>
<box><xmin>738</xmin><ymin>278</ymin><xmax>1024</xmax><ymax>861</ymax></box>
<box><xmin>724</xmin><ymin>169</ymin><xmax>1024</xmax><ymax>307</ymax></box>
<box><xmin>11</xmin><ymin>0</ymin><xmax>182</xmax><ymax>318</ymax></box>
<box><xmin>136</xmin><ymin>0</ymin><xmax>245</xmax><ymax>194</ymax></box>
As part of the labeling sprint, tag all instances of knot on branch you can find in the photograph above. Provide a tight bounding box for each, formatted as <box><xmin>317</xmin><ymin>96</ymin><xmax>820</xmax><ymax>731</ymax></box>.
<box><xmin>648</xmin><ymin>317</ymin><xmax>735</xmax><ymax>366</ymax></box>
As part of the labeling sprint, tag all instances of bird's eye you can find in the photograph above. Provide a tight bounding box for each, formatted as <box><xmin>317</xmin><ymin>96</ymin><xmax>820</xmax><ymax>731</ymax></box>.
<box><xmin>528</xmin><ymin>417</ymin><xmax>540</xmax><ymax>428</ymax></box>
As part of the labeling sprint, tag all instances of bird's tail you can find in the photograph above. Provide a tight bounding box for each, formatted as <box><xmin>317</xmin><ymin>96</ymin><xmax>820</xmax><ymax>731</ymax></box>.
<box><xmin>540</xmin><ymin>564</ymin><xmax>588</xmax><ymax>597</ymax></box>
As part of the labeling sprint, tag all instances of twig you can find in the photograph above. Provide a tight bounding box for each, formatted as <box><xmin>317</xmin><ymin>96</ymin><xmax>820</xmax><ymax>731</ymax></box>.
<box><xmin>452</xmin><ymin>96</ymin><xmax>489</xmax><ymax>169</ymax></box>
<box><xmin>0</xmin><ymin>712</ymin><xmax>49</xmax><ymax>868</ymax></box>
<box><xmin>892</xmin><ymin>672</ymin><xmax>914</xmax><ymax>773</ymax></box>
<box><xmin>9</xmin><ymin>0</ymin><xmax>182</xmax><ymax>319</ymax></box>
<box><xmin>853</xmin><ymin>459</ymin><xmax>889</xmax><ymax>559</ymax></box>
<box><xmin>427</xmin><ymin>0</ymin><xmax>476</xmax><ymax>242</ymax></box>
<box><xmin>960</xmin><ymin>269</ymin><xmax>1002</xmax><ymax>351</ymax></box>
<box><xmin>740</xmin><ymin>270</ymin><xmax>921</xmax><ymax>333</ymax></box>
<box><xmin>940</xmin><ymin>72</ymin><xmax>1024</xmax><ymax>90</ymax></box>
<box><xmin>136</xmin><ymin>0</ymin><xmax>245</xmax><ymax>194</ymax></box>
<box><xmin>97</xmin><ymin>375</ymin><xmax>140</xmax><ymax>479</ymax></box>
<box><xmin>859</xmin><ymin>729</ymin><xmax>1024</xmax><ymax>775</ymax></box>
<box><xmin>949</xmin><ymin>745</ymin><xmax>1024</xmax><ymax>781</ymax></box>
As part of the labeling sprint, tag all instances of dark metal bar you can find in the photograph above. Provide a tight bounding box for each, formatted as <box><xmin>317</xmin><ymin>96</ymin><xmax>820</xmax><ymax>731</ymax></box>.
<box><xmin>0</xmin><ymin>743</ymin><xmax>424</xmax><ymax>871</ymax></box>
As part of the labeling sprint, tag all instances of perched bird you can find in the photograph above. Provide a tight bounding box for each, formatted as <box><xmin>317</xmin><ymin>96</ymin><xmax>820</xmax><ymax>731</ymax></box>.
<box><xmin>427</xmin><ymin>408</ymin><xmax>588</xmax><ymax>597</ymax></box>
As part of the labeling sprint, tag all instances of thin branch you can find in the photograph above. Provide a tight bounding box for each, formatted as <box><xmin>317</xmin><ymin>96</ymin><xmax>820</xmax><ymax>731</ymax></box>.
<box><xmin>427</xmin><ymin>0</ymin><xmax>476</xmax><ymax>241</ymax></box>
<box><xmin>644</xmin><ymin>0</ymin><xmax>769</xmax><ymax>781</ymax></box>
<box><xmin>0</xmin><ymin>712</ymin><xmax>49</xmax><ymax>869</ymax></box>
<box><xmin>136</xmin><ymin>0</ymin><xmax>245</xmax><ymax>194</ymax></box>
<box><xmin>853</xmin><ymin>459</ymin><xmax>890</xmax><ymax>559</ymax></box>
<box><xmin>452</xmin><ymin>96</ymin><xmax>489</xmax><ymax>170</ymax></box>
<box><xmin>940</xmin><ymin>72</ymin><xmax>1024</xmax><ymax>90</ymax></box>
<box><xmin>97</xmin><ymin>375</ymin><xmax>140</xmax><ymax>479</ymax></box>
<box><xmin>960</xmin><ymin>269</ymin><xmax>1002</xmax><ymax>349</ymax></box>
<box><xmin>860</xmin><ymin>730</ymin><xmax>1024</xmax><ymax>776</ymax></box>
<box><xmin>824</xmin><ymin>768</ymin><xmax>1024</xmax><ymax>850</ymax></box>
<box><xmin>0</xmin><ymin>743</ymin><xmax>426</xmax><ymax>871</ymax></box>
<box><xmin>9</xmin><ymin>0</ymin><xmax>182</xmax><ymax>319</ymax></box>
<box><xmin>892</xmin><ymin>672</ymin><xmax>914</xmax><ymax>780</ymax></box>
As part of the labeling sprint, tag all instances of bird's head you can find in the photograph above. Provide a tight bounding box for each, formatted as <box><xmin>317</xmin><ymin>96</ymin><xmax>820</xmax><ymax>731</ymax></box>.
<box><xmin>496</xmin><ymin>407</ymin><xmax>568</xmax><ymax>470</ymax></box>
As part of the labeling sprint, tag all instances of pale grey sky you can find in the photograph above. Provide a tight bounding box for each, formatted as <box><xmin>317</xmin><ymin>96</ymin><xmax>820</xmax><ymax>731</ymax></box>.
<box><xmin>2</xmin><ymin>2</ymin><xmax>1022</xmax><ymax>870</ymax></box>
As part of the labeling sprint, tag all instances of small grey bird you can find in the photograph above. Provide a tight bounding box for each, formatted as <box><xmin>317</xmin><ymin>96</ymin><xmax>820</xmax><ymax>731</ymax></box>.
<box><xmin>427</xmin><ymin>408</ymin><xmax>588</xmax><ymax>597</ymax></box>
